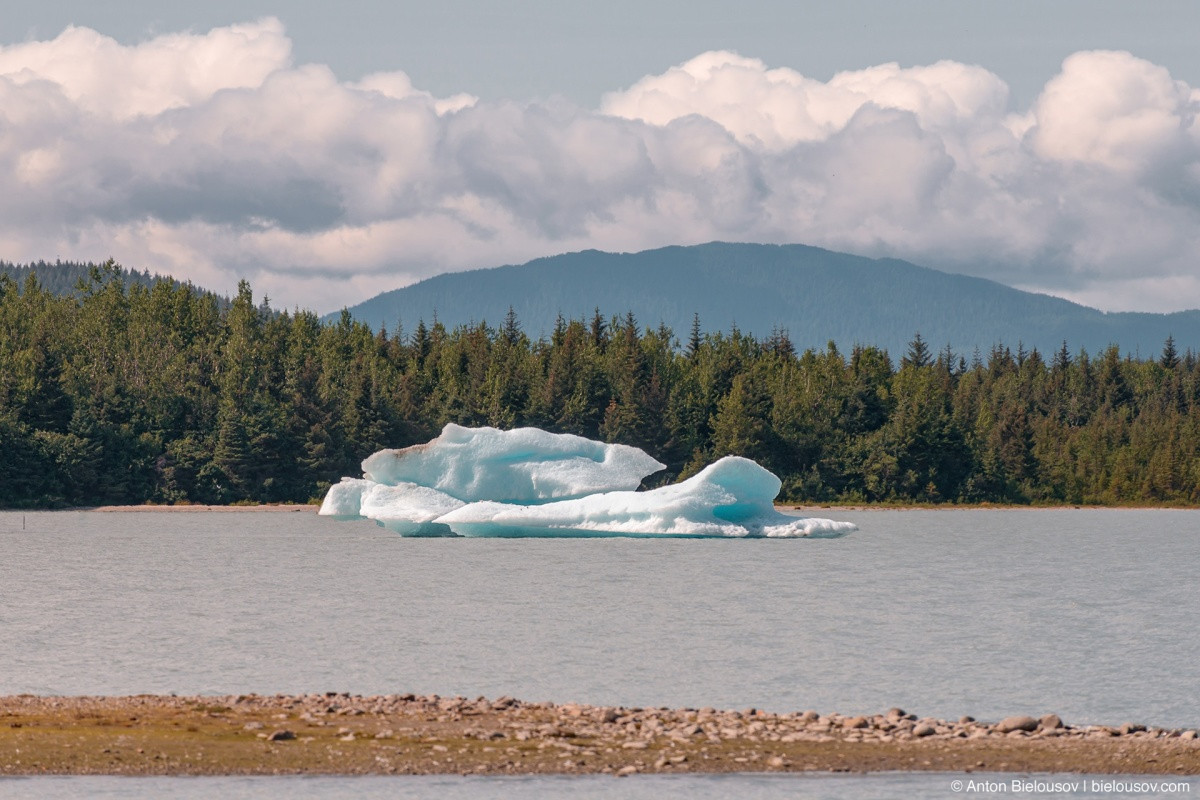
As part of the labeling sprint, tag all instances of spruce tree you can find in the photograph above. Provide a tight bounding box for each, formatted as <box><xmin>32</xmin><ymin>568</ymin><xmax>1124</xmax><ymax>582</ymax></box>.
<box><xmin>687</xmin><ymin>313</ymin><xmax>702</xmax><ymax>359</ymax></box>
<box><xmin>902</xmin><ymin>332</ymin><xmax>932</xmax><ymax>369</ymax></box>
<box><xmin>1161</xmin><ymin>335</ymin><xmax>1179</xmax><ymax>370</ymax></box>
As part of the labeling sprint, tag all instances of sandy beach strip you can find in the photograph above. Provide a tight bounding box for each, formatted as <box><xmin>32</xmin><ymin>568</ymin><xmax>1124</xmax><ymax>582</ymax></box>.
<box><xmin>83</xmin><ymin>504</ymin><xmax>317</xmax><ymax>512</ymax></box>
<box><xmin>2</xmin><ymin>694</ymin><xmax>1196</xmax><ymax>777</ymax></box>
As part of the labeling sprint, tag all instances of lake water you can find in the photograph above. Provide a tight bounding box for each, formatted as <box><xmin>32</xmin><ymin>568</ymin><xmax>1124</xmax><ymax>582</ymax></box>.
<box><xmin>2</xmin><ymin>508</ymin><xmax>1198</xmax><ymax>797</ymax></box>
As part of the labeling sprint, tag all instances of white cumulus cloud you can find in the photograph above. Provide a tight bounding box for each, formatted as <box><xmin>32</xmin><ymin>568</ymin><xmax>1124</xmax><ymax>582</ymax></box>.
<box><xmin>0</xmin><ymin>19</ymin><xmax>291</xmax><ymax>120</ymax></box>
<box><xmin>1</xmin><ymin>20</ymin><xmax>1199</xmax><ymax>313</ymax></box>
<box><xmin>600</xmin><ymin>51</ymin><xmax>1012</xmax><ymax>151</ymax></box>
<box><xmin>1030</xmin><ymin>50</ymin><xmax>1199</xmax><ymax>174</ymax></box>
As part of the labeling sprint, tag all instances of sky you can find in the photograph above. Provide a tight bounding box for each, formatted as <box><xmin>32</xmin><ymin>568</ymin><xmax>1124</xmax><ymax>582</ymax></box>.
<box><xmin>3</xmin><ymin>1</ymin><xmax>1200</xmax><ymax>313</ymax></box>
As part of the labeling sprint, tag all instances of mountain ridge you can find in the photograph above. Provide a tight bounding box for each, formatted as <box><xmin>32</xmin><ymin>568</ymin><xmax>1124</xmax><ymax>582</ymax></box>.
<box><xmin>332</xmin><ymin>242</ymin><xmax>1200</xmax><ymax>357</ymax></box>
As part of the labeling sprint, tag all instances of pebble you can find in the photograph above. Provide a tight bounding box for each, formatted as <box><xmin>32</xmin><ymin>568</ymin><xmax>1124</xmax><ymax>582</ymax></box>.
<box><xmin>995</xmin><ymin>716</ymin><xmax>1039</xmax><ymax>733</ymax></box>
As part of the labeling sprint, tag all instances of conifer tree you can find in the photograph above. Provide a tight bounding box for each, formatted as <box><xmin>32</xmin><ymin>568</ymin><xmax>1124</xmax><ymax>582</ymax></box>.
<box><xmin>1161</xmin><ymin>335</ymin><xmax>1179</xmax><ymax>370</ymax></box>
<box><xmin>902</xmin><ymin>332</ymin><xmax>932</xmax><ymax>369</ymax></box>
<box><xmin>687</xmin><ymin>313</ymin><xmax>702</xmax><ymax>359</ymax></box>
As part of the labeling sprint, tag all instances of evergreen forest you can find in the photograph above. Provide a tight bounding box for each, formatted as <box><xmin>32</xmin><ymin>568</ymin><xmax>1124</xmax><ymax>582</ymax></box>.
<box><xmin>3</xmin><ymin>263</ymin><xmax>1200</xmax><ymax>508</ymax></box>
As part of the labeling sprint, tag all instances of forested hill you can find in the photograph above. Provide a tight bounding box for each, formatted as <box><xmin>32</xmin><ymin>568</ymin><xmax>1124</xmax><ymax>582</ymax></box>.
<box><xmin>335</xmin><ymin>242</ymin><xmax>1200</xmax><ymax>357</ymax></box>
<box><xmin>4</xmin><ymin>267</ymin><xmax>1200</xmax><ymax>508</ymax></box>
<box><xmin>1</xmin><ymin>259</ymin><xmax>198</xmax><ymax>298</ymax></box>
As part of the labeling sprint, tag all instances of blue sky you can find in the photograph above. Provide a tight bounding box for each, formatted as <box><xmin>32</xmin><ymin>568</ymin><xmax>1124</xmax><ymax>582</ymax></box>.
<box><xmin>3</xmin><ymin>1</ymin><xmax>1200</xmax><ymax>312</ymax></box>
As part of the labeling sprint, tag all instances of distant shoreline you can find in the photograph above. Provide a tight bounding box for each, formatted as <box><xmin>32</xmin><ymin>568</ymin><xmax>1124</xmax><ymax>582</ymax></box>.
<box><xmin>2</xmin><ymin>694</ymin><xmax>1196</xmax><ymax>777</ymax></box>
<box><xmin>787</xmin><ymin>504</ymin><xmax>1200</xmax><ymax>512</ymax></box>
<box><xmin>84</xmin><ymin>504</ymin><xmax>317</xmax><ymax>513</ymax></box>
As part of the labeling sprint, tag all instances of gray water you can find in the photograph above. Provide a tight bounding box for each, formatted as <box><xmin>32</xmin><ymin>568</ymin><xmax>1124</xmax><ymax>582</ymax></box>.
<box><xmin>3</xmin><ymin>508</ymin><xmax>1197</xmax><ymax>726</ymax></box>
<box><xmin>2</xmin><ymin>508</ymin><xmax>1198</xmax><ymax>797</ymax></box>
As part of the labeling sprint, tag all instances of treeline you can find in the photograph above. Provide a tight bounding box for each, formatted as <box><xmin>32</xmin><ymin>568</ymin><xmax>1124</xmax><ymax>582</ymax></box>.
<box><xmin>0</xmin><ymin>259</ymin><xmax>200</xmax><ymax>300</ymax></box>
<box><xmin>3</xmin><ymin>263</ymin><xmax>1200</xmax><ymax>508</ymax></box>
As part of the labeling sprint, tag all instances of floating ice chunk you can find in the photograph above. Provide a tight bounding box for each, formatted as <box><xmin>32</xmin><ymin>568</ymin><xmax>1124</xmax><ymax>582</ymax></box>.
<box><xmin>319</xmin><ymin>477</ymin><xmax>464</xmax><ymax>535</ymax></box>
<box><xmin>318</xmin><ymin>478</ymin><xmax>373</xmax><ymax>519</ymax></box>
<box><xmin>360</xmin><ymin>423</ymin><xmax>665</xmax><ymax>502</ymax></box>
<box><xmin>320</xmin><ymin>427</ymin><xmax>856</xmax><ymax>539</ymax></box>
<box><xmin>360</xmin><ymin>481</ymin><xmax>465</xmax><ymax>535</ymax></box>
<box><xmin>435</xmin><ymin>456</ymin><xmax>858</xmax><ymax>538</ymax></box>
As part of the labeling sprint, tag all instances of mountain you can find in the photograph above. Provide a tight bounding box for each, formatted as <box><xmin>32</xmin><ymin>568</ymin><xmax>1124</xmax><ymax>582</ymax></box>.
<box><xmin>340</xmin><ymin>242</ymin><xmax>1200</xmax><ymax>357</ymax></box>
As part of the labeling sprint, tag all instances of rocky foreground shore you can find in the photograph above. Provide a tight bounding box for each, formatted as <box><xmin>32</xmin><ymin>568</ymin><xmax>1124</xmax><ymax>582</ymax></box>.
<box><xmin>2</xmin><ymin>694</ymin><xmax>1197</xmax><ymax>776</ymax></box>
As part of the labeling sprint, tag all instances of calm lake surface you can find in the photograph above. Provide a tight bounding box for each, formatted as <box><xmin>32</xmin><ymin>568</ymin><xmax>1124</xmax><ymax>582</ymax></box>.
<box><xmin>2</xmin><ymin>508</ymin><xmax>1198</xmax><ymax>725</ymax></box>
<box><xmin>2</xmin><ymin>508</ymin><xmax>1197</xmax><ymax>797</ymax></box>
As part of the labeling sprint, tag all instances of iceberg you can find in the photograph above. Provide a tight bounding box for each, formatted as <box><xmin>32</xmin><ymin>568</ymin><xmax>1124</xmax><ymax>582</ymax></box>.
<box><xmin>360</xmin><ymin>423</ymin><xmax>665</xmax><ymax>502</ymax></box>
<box><xmin>436</xmin><ymin>456</ymin><xmax>856</xmax><ymax>538</ymax></box>
<box><xmin>319</xmin><ymin>425</ymin><xmax>856</xmax><ymax>538</ymax></box>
